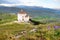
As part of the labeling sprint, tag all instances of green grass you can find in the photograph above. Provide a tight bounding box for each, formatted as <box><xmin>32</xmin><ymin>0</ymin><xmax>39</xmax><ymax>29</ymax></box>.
<box><xmin>0</xmin><ymin>13</ymin><xmax>17</xmax><ymax>24</ymax></box>
<box><xmin>0</xmin><ymin>13</ymin><xmax>60</xmax><ymax>40</ymax></box>
<box><xmin>0</xmin><ymin>23</ymin><xmax>60</xmax><ymax>40</ymax></box>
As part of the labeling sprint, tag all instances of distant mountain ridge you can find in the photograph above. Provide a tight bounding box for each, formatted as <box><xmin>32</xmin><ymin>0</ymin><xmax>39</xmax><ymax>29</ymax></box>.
<box><xmin>0</xmin><ymin>6</ymin><xmax>60</xmax><ymax>18</ymax></box>
<box><xmin>0</xmin><ymin>6</ymin><xmax>60</xmax><ymax>13</ymax></box>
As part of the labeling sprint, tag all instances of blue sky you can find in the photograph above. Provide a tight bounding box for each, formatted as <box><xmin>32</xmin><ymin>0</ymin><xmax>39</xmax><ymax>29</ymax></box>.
<box><xmin>0</xmin><ymin>0</ymin><xmax>60</xmax><ymax>9</ymax></box>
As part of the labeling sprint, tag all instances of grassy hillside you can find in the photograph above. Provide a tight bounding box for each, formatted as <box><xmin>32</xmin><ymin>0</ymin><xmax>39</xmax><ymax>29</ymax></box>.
<box><xmin>0</xmin><ymin>13</ymin><xmax>60</xmax><ymax>40</ymax></box>
<box><xmin>0</xmin><ymin>13</ymin><xmax>17</xmax><ymax>24</ymax></box>
<box><xmin>0</xmin><ymin>22</ymin><xmax>60</xmax><ymax>40</ymax></box>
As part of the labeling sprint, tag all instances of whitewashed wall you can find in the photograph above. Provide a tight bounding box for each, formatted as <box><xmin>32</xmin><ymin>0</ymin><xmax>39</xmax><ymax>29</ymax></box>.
<box><xmin>17</xmin><ymin>13</ymin><xmax>29</xmax><ymax>22</ymax></box>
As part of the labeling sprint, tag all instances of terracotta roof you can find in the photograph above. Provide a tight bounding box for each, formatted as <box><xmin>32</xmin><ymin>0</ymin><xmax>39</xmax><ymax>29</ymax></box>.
<box><xmin>18</xmin><ymin>9</ymin><xmax>27</xmax><ymax>14</ymax></box>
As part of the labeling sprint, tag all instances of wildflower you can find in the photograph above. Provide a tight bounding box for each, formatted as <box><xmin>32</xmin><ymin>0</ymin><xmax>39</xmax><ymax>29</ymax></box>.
<box><xmin>54</xmin><ymin>26</ymin><xmax>60</xmax><ymax>29</ymax></box>
<box><xmin>47</xmin><ymin>26</ymin><xmax>50</xmax><ymax>30</ymax></box>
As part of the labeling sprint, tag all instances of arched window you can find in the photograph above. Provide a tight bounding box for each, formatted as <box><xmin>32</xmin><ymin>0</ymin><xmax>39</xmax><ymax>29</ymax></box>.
<box><xmin>25</xmin><ymin>15</ymin><xmax>28</xmax><ymax>17</ymax></box>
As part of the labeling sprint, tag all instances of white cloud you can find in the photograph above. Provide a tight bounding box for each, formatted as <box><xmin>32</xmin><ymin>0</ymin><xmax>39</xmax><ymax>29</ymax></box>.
<box><xmin>41</xmin><ymin>3</ymin><xmax>60</xmax><ymax>9</ymax></box>
<box><xmin>0</xmin><ymin>0</ymin><xmax>60</xmax><ymax>9</ymax></box>
<box><xmin>15</xmin><ymin>0</ymin><xmax>40</xmax><ymax>6</ymax></box>
<box><xmin>0</xmin><ymin>4</ymin><xmax>21</xmax><ymax>7</ymax></box>
<box><xmin>53</xmin><ymin>0</ymin><xmax>60</xmax><ymax>2</ymax></box>
<box><xmin>3</xmin><ymin>0</ymin><xmax>39</xmax><ymax>4</ymax></box>
<box><xmin>0</xmin><ymin>0</ymin><xmax>40</xmax><ymax>6</ymax></box>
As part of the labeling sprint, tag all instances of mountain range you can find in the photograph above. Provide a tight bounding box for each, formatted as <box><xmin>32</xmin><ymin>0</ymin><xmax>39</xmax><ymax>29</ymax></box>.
<box><xmin>0</xmin><ymin>5</ymin><xmax>60</xmax><ymax>18</ymax></box>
